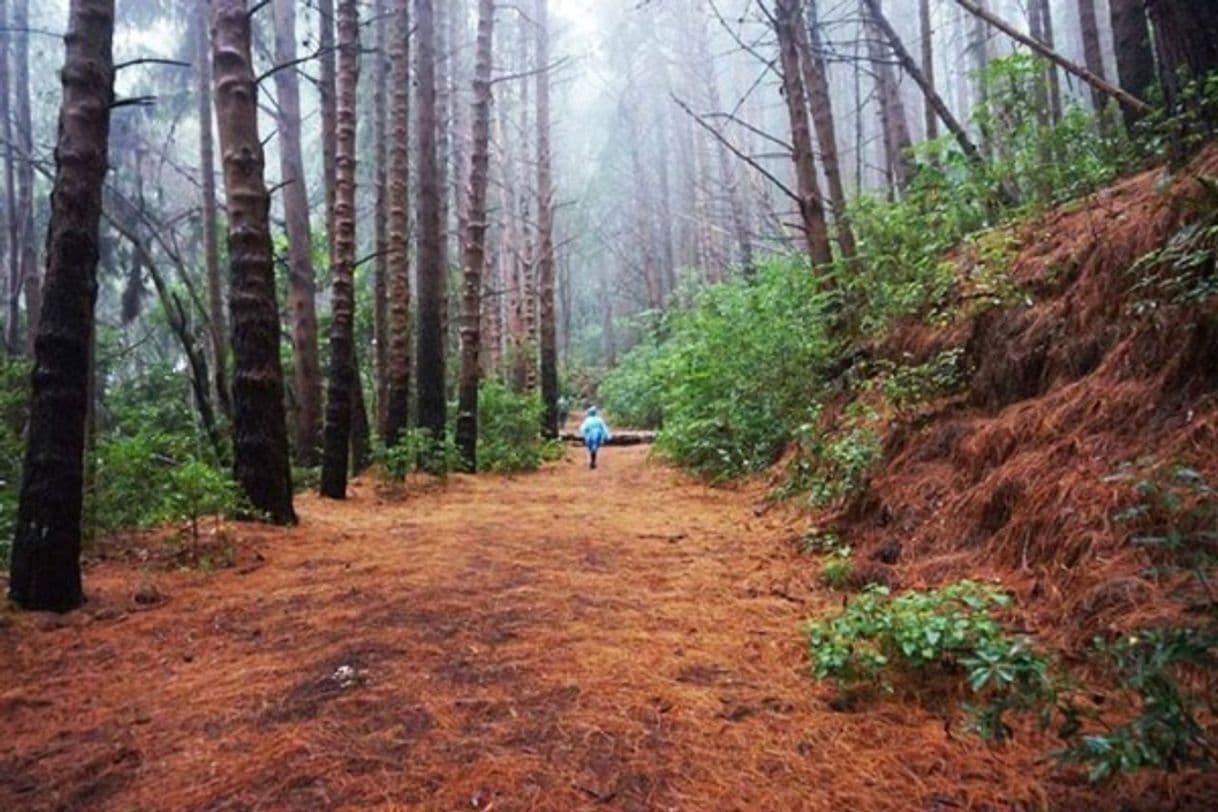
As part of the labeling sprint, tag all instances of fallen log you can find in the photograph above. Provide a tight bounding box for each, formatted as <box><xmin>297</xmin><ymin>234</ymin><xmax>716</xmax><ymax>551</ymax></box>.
<box><xmin>560</xmin><ymin>431</ymin><xmax>656</xmax><ymax>446</ymax></box>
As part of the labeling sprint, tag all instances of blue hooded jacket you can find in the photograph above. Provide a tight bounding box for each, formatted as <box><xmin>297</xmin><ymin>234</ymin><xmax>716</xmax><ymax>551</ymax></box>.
<box><xmin>578</xmin><ymin>407</ymin><xmax>611</xmax><ymax>450</ymax></box>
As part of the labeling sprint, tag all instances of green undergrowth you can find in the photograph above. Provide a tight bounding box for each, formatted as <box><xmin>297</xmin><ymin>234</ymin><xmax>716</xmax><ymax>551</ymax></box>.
<box><xmin>804</xmin><ymin>580</ymin><xmax>1218</xmax><ymax>781</ymax></box>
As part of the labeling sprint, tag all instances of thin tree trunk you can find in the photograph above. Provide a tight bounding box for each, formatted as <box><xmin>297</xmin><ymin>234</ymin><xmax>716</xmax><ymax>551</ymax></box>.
<box><xmin>536</xmin><ymin>0</ymin><xmax>558</xmax><ymax>438</ymax></box>
<box><xmin>773</xmin><ymin>0</ymin><xmax>833</xmax><ymax>267</ymax></box>
<box><xmin>319</xmin><ymin>0</ymin><xmax>337</xmax><ymax>247</ymax></box>
<box><xmin>0</xmin><ymin>0</ymin><xmax>16</xmax><ymax>356</ymax></box>
<box><xmin>321</xmin><ymin>0</ymin><xmax>361</xmax><ymax>497</ymax></box>
<box><xmin>9</xmin><ymin>0</ymin><xmax>115</xmax><ymax>612</ymax></box>
<box><xmin>273</xmin><ymin>0</ymin><xmax>323</xmax><ymax>466</ymax></box>
<box><xmin>800</xmin><ymin>1</ymin><xmax>855</xmax><ymax>259</ymax></box>
<box><xmin>211</xmin><ymin>0</ymin><xmax>296</xmax><ymax>524</ymax></box>
<box><xmin>373</xmin><ymin>0</ymin><xmax>390</xmax><ymax>436</ymax></box>
<box><xmin>1109</xmin><ymin>0</ymin><xmax>1155</xmax><ymax>129</ymax></box>
<box><xmin>415</xmin><ymin>0</ymin><xmax>447</xmax><ymax>443</ymax></box>
<box><xmin>865</xmin><ymin>0</ymin><xmax>915</xmax><ymax>189</ymax></box>
<box><xmin>1034</xmin><ymin>0</ymin><xmax>1063</xmax><ymax>125</ymax></box>
<box><xmin>455</xmin><ymin>0</ymin><xmax>495</xmax><ymax>469</ymax></box>
<box><xmin>1077</xmin><ymin>0</ymin><xmax>1112</xmax><ymax>134</ymax></box>
<box><xmin>13</xmin><ymin>0</ymin><xmax>37</xmax><ymax>354</ymax></box>
<box><xmin>196</xmin><ymin>5</ymin><xmax>230</xmax><ymax>421</ymax></box>
<box><xmin>384</xmin><ymin>0</ymin><xmax>412</xmax><ymax>446</ymax></box>
<box><xmin>918</xmin><ymin>0</ymin><xmax>938</xmax><ymax>141</ymax></box>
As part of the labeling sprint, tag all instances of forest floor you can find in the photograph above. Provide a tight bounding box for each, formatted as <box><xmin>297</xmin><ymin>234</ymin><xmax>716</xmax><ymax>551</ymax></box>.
<box><xmin>0</xmin><ymin>444</ymin><xmax>1205</xmax><ymax>811</ymax></box>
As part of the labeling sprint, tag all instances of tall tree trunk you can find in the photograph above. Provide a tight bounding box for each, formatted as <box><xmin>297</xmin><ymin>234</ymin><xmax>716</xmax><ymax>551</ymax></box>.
<box><xmin>9</xmin><ymin>0</ymin><xmax>115</xmax><ymax>612</ymax></box>
<box><xmin>1077</xmin><ymin>0</ymin><xmax>1112</xmax><ymax>134</ymax></box>
<box><xmin>918</xmin><ymin>0</ymin><xmax>938</xmax><ymax>141</ymax></box>
<box><xmin>0</xmin><ymin>0</ymin><xmax>17</xmax><ymax>356</ymax></box>
<box><xmin>273</xmin><ymin>0</ymin><xmax>323</xmax><ymax>466</ymax></box>
<box><xmin>450</xmin><ymin>0</ymin><xmax>470</xmax><ymax>267</ymax></box>
<box><xmin>1109</xmin><ymin>0</ymin><xmax>1155</xmax><ymax>129</ymax></box>
<box><xmin>1033</xmin><ymin>0</ymin><xmax>1063</xmax><ymax>125</ymax></box>
<box><xmin>535</xmin><ymin>0</ymin><xmax>559</xmax><ymax>438</ymax></box>
<box><xmin>212</xmin><ymin>0</ymin><xmax>296</xmax><ymax>524</ymax></box>
<box><xmin>321</xmin><ymin>0</ymin><xmax>361</xmax><ymax>497</ymax></box>
<box><xmin>773</xmin><ymin>0</ymin><xmax>833</xmax><ymax>267</ymax></box>
<box><xmin>435</xmin><ymin>0</ymin><xmax>451</xmax><ymax>284</ymax></box>
<box><xmin>865</xmin><ymin>0</ymin><xmax>915</xmax><ymax>190</ymax></box>
<box><xmin>373</xmin><ymin>0</ymin><xmax>390</xmax><ymax>436</ymax></box>
<box><xmin>455</xmin><ymin>0</ymin><xmax>495</xmax><ymax>469</ymax></box>
<box><xmin>800</xmin><ymin>1</ymin><xmax>856</xmax><ymax>259</ymax></box>
<box><xmin>319</xmin><ymin>0</ymin><xmax>337</xmax><ymax>246</ymax></box>
<box><xmin>415</xmin><ymin>0</ymin><xmax>447</xmax><ymax>443</ymax></box>
<box><xmin>196</xmin><ymin>5</ymin><xmax>230</xmax><ymax>421</ymax></box>
<box><xmin>384</xmin><ymin>0</ymin><xmax>412</xmax><ymax>446</ymax></box>
<box><xmin>13</xmin><ymin>0</ymin><xmax>37</xmax><ymax>354</ymax></box>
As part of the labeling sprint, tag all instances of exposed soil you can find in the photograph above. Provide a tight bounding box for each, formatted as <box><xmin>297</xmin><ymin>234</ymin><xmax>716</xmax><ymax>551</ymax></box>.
<box><xmin>1</xmin><ymin>443</ymin><xmax>1212</xmax><ymax>810</ymax></box>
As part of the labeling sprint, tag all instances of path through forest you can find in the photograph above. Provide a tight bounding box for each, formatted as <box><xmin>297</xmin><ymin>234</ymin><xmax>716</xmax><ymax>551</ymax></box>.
<box><xmin>4</xmin><ymin>447</ymin><xmax>1065</xmax><ymax>810</ymax></box>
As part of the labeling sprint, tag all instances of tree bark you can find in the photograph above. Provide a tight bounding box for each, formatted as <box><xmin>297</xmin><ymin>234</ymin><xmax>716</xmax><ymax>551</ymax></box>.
<box><xmin>773</xmin><ymin>0</ymin><xmax>833</xmax><ymax>267</ymax></box>
<box><xmin>455</xmin><ymin>0</ymin><xmax>495</xmax><ymax>469</ymax></box>
<box><xmin>798</xmin><ymin>2</ymin><xmax>855</xmax><ymax>260</ymax></box>
<box><xmin>384</xmin><ymin>0</ymin><xmax>412</xmax><ymax>447</ymax></box>
<box><xmin>1033</xmin><ymin>0</ymin><xmax>1063</xmax><ymax>125</ymax></box>
<box><xmin>1109</xmin><ymin>0</ymin><xmax>1155</xmax><ymax>129</ymax></box>
<box><xmin>320</xmin><ymin>0</ymin><xmax>361</xmax><ymax>498</ymax></box>
<box><xmin>319</xmin><ymin>0</ymin><xmax>337</xmax><ymax>248</ymax></box>
<box><xmin>415</xmin><ymin>0</ymin><xmax>447</xmax><ymax>444</ymax></box>
<box><xmin>864</xmin><ymin>0</ymin><xmax>915</xmax><ymax>189</ymax></box>
<box><xmin>13</xmin><ymin>0</ymin><xmax>37</xmax><ymax>355</ymax></box>
<box><xmin>272</xmin><ymin>0</ymin><xmax>323</xmax><ymax>466</ymax></box>
<box><xmin>9</xmin><ymin>0</ymin><xmax>115</xmax><ymax>612</ymax></box>
<box><xmin>535</xmin><ymin>0</ymin><xmax>559</xmax><ymax>439</ymax></box>
<box><xmin>0</xmin><ymin>0</ymin><xmax>17</xmax><ymax>356</ymax></box>
<box><xmin>1077</xmin><ymin>0</ymin><xmax>1112</xmax><ymax>134</ymax></box>
<box><xmin>211</xmin><ymin>0</ymin><xmax>296</xmax><ymax>524</ymax></box>
<box><xmin>918</xmin><ymin>0</ymin><xmax>937</xmax><ymax>142</ymax></box>
<box><xmin>373</xmin><ymin>0</ymin><xmax>390</xmax><ymax>436</ymax></box>
<box><xmin>196</xmin><ymin>4</ymin><xmax>230</xmax><ymax>421</ymax></box>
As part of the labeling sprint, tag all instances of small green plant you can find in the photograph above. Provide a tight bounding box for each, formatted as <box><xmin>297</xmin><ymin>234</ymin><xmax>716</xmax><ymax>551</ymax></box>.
<box><xmin>820</xmin><ymin>549</ymin><xmax>854</xmax><ymax>589</ymax></box>
<box><xmin>805</xmin><ymin>581</ymin><xmax>1054</xmax><ymax>739</ymax></box>
<box><xmin>1062</xmin><ymin>627</ymin><xmax>1218</xmax><ymax>781</ymax></box>
<box><xmin>1128</xmin><ymin>176</ymin><xmax>1218</xmax><ymax>315</ymax></box>
<box><xmin>876</xmin><ymin>348</ymin><xmax>966</xmax><ymax>412</ymax></box>
<box><xmin>793</xmin><ymin>405</ymin><xmax>883</xmax><ymax>509</ymax></box>
<box><xmin>0</xmin><ymin>357</ymin><xmax>30</xmax><ymax>569</ymax></box>
<box><xmin>159</xmin><ymin>460</ymin><xmax>243</xmax><ymax>542</ymax></box>
<box><xmin>1111</xmin><ymin>461</ymin><xmax>1218</xmax><ymax>580</ymax></box>
<box><xmin>800</xmin><ymin>527</ymin><xmax>847</xmax><ymax>556</ymax></box>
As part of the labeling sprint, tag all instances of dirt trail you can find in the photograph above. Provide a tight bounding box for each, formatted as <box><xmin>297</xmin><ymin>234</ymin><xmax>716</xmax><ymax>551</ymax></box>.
<box><xmin>0</xmin><ymin>448</ymin><xmax>1191</xmax><ymax>811</ymax></box>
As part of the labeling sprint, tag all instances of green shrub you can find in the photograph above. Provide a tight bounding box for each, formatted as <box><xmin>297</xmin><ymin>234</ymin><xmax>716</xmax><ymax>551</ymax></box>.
<box><xmin>86</xmin><ymin>427</ymin><xmax>241</xmax><ymax>538</ymax></box>
<box><xmin>0</xmin><ymin>358</ymin><xmax>30</xmax><ymax>568</ymax></box>
<box><xmin>782</xmin><ymin>404</ymin><xmax>883</xmax><ymax>508</ymax></box>
<box><xmin>806</xmin><ymin>581</ymin><xmax>1054</xmax><ymax>741</ymax></box>
<box><xmin>476</xmin><ymin>381</ymin><xmax>563</xmax><ymax>473</ymax></box>
<box><xmin>1062</xmin><ymin>627</ymin><xmax>1218</xmax><ymax>781</ymax></box>
<box><xmin>603</xmin><ymin>257</ymin><xmax>841</xmax><ymax>480</ymax></box>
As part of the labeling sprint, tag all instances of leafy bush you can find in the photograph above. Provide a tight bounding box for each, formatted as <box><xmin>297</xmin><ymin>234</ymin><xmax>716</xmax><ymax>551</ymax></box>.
<box><xmin>602</xmin><ymin>257</ymin><xmax>841</xmax><ymax>480</ymax></box>
<box><xmin>782</xmin><ymin>404</ymin><xmax>883</xmax><ymax>508</ymax></box>
<box><xmin>86</xmin><ymin>426</ymin><xmax>242</xmax><ymax>538</ymax></box>
<box><xmin>376</xmin><ymin>427</ymin><xmax>458</xmax><ymax>481</ymax></box>
<box><xmin>806</xmin><ymin>581</ymin><xmax>1055</xmax><ymax>740</ymax></box>
<box><xmin>820</xmin><ymin>549</ymin><xmax>854</xmax><ymax>589</ymax></box>
<box><xmin>876</xmin><ymin>349</ymin><xmax>966</xmax><ymax>412</ymax></box>
<box><xmin>1128</xmin><ymin>176</ymin><xmax>1218</xmax><ymax>314</ymax></box>
<box><xmin>1062</xmin><ymin>627</ymin><xmax>1218</xmax><ymax>781</ymax></box>
<box><xmin>476</xmin><ymin>381</ymin><xmax>563</xmax><ymax>473</ymax></box>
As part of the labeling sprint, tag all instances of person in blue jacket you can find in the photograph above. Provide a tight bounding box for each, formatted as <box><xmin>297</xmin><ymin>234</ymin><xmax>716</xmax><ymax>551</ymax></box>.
<box><xmin>578</xmin><ymin>406</ymin><xmax>612</xmax><ymax>469</ymax></box>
